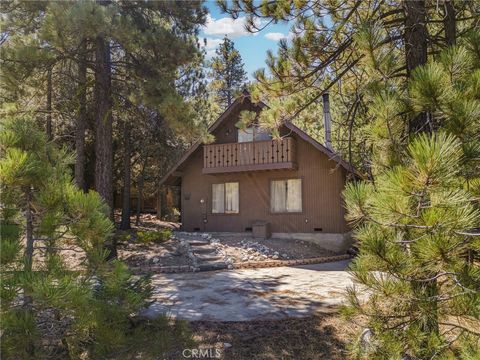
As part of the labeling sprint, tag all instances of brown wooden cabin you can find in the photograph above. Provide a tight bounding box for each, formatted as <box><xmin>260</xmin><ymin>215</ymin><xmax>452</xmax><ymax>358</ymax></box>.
<box><xmin>159</xmin><ymin>92</ymin><xmax>356</xmax><ymax>252</ymax></box>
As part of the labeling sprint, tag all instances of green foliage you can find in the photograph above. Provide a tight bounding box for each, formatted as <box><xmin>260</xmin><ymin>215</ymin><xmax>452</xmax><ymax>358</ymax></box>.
<box><xmin>137</xmin><ymin>229</ymin><xmax>172</xmax><ymax>244</ymax></box>
<box><xmin>0</xmin><ymin>118</ymin><xmax>190</xmax><ymax>358</ymax></box>
<box><xmin>1</xmin><ymin>0</ymin><xmax>211</xmax><ymax>227</ymax></box>
<box><xmin>209</xmin><ymin>36</ymin><xmax>247</xmax><ymax>108</ymax></box>
<box><xmin>220</xmin><ymin>0</ymin><xmax>479</xmax><ymax>177</ymax></box>
<box><xmin>343</xmin><ymin>133</ymin><xmax>480</xmax><ymax>359</ymax></box>
<box><xmin>116</xmin><ymin>232</ymin><xmax>132</xmax><ymax>243</ymax></box>
<box><xmin>363</xmin><ymin>40</ymin><xmax>480</xmax><ymax>174</ymax></box>
<box><xmin>215</xmin><ymin>2</ymin><xmax>480</xmax><ymax>357</ymax></box>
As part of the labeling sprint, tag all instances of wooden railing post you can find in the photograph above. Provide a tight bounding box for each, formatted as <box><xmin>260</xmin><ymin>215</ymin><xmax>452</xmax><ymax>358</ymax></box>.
<box><xmin>203</xmin><ymin>138</ymin><xmax>295</xmax><ymax>172</ymax></box>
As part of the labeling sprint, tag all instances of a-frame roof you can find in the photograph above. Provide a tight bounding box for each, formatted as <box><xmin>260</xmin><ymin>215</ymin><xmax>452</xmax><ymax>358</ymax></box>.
<box><xmin>160</xmin><ymin>92</ymin><xmax>357</xmax><ymax>186</ymax></box>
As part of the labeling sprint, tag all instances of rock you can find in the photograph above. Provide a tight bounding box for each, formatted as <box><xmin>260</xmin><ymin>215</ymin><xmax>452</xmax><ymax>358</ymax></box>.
<box><xmin>152</xmin><ymin>257</ymin><xmax>159</xmax><ymax>264</ymax></box>
<box><xmin>227</xmin><ymin>264</ymin><xmax>233</xmax><ymax>270</ymax></box>
<box><xmin>248</xmin><ymin>255</ymin><xmax>255</xmax><ymax>260</ymax></box>
<box><xmin>187</xmin><ymin>252</ymin><xmax>197</xmax><ymax>264</ymax></box>
<box><xmin>282</xmin><ymin>253</ymin><xmax>288</xmax><ymax>259</ymax></box>
<box><xmin>175</xmin><ymin>241</ymin><xmax>190</xmax><ymax>256</ymax></box>
<box><xmin>274</xmin><ymin>251</ymin><xmax>279</xmax><ymax>256</ymax></box>
<box><xmin>223</xmin><ymin>342</ymin><xmax>232</xmax><ymax>349</ymax></box>
<box><xmin>360</xmin><ymin>328</ymin><xmax>374</xmax><ymax>351</ymax></box>
<box><xmin>272</xmin><ymin>255</ymin><xmax>279</xmax><ymax>260</ymax></box>
<box><xmin>347</xmin><ymin>245</ymin><xmax>359</xmax><ymax>256</ymax></box>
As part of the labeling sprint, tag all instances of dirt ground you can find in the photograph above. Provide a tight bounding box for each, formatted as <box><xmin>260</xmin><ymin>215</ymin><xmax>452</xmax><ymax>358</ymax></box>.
<box><xmin>112</xmin><ymin>214</ymin><xmax>355</xmax><ymax>358</ymax></box>
<box><xmin>186</xmin><ymin>312</ymin><xmax>353</xmax><ymax>360</ymax></box>
<box><xmin>117</xmin><ymin>239</ymin><xmax>192</xmax><ymax>268</ymax></box>
<box><xmin>112</xmin><ymin>213</ymin><xmax>344</xmax><ymax>270</ymax></box>
<box><xmin>113</xmin><ymin>213</ymin><xmax>188</xmax><ymax>267</ymax></box>
<box><xmin>114</xmin><ymin>211</ymin><xmax>180</xmax><ymax>231</ymax></box>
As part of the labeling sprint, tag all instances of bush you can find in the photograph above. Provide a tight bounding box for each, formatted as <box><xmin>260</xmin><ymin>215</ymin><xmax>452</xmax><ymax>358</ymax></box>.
<box><xmin>162</xmin><ymin>207</ymin><xmax>181</xmax><ymax>222</ymax></box>
<box><xmin>136</xmin><ymin>229</ymin><xmax>172</xmax><ymax>244</ymax></box>
<box><xmin>115</xmin><ymin>232</ymin><xmax>132</xmax><ymax>243</ymax></box>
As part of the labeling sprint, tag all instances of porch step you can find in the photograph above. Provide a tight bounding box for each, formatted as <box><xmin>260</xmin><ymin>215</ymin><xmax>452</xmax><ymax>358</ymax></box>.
<box><xmin>198</xmin><ymin>261</ymin><xmax>228</xmax><ymax>272</ymax></box>
<box><xmin>191</xmin><ymin>246</ymin><xmax>216</xmax><ymax>254</ymax></box>
<box><xmin>195</xmin><ymin>253</ymin><xmax>223</xmax><ymax>262</ymax></box>
<box><xmin>187</xmin><ymin>240</ymin><xmax>210</xmax><ymax>246</ymax></box>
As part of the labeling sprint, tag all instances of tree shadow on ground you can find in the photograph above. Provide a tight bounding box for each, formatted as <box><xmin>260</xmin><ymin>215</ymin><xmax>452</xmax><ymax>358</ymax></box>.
<box><xmin>145</xmin><ymin>262</ymin><xmax>355</xmax><ymax>359</ymax></box>
<box><xmin>186</xmin><ymin>313</ymin><xmax>350</xmax><ymax>360</ymax></box>
<box><xmin>146</xmin><ymin>266</ymin><xmax>352</xmax><ymax>322</ymax></box>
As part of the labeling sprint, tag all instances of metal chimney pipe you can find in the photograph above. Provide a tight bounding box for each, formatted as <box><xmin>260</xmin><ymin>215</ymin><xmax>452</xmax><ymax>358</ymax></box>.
<box><xmin>322</xmin><ymin>93</ymin><xmax>332</xmax><ymax>150</ymax></box>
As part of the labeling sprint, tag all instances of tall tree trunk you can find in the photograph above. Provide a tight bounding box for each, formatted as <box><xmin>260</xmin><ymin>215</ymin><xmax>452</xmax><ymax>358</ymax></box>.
<box><xmin>404</xmin><ymin>0</ymin><xmax>438</xmax><ymax>337</ymax></box>
<box><xmin>156</xmin><ymin>186</ymin><xmax>162</xmax><ymax>219</ymax></box>
<box><xmin>75</xmin><ymin>41</ymin><xmax>87</xmax><ymax>191</ymax></box>
<box><xmin>120</xmin><ymin>122</ymin><xmax>131</xmax><ymax>230</ymax></box>
<box><xmin>24</xmin><ymin>187</ymin><xmax>34</xmax><ymax>272</ymax></box>
<box><xmin>135</xmin><ymin>173</ymin><xmax>144</xmax><ymax>227</ymax></box>
<box><xmin>444</xmin><ymin>0</ymin><xmax>456</xmax><ymax>46</ymax></box>
<box><xmin>23</xmin><ymin>187</ymin><xmax>35</xmax><ymax>355</ymax></box>
<box><xmin>404</xmin><ymin>0</ymin><xmax>429</xmax><ymax>133</ymax></box>
<box><xmin>94</xmin><ymin>35</ymin><xmax>114</xmax><ymax>220</ymax></box>
<box><xmin>46</xmin><ymin>65</ymin><xmax>53</xmax><ymax>141</ymax></box>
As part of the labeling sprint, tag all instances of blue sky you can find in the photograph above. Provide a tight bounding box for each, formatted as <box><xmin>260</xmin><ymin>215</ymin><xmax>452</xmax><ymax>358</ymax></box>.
<box><xmin>201</xmin><ymin>1</ymin><xmax>291</xmax><ymax>80</ymax></box>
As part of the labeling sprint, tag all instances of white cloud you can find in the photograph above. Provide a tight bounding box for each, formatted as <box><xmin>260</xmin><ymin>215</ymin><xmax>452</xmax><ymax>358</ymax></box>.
<box><xmin>203</xmin><ymin>14</ymin><xmax>255</xmax><ymax>38</ymax></box>
<box><xmin>265</xmin><ymin>32</ymin><xmax>288</xmax><ymax>41</ymax></box>
<box><xmin>204</xmin><ymin>37</ymin><xmax>223</xmax><ymax>49</ymax></box>
<box><xmin>202</xmin><ymin>37</ymin><xmax>223</xmax><ymax>59</ymax></box>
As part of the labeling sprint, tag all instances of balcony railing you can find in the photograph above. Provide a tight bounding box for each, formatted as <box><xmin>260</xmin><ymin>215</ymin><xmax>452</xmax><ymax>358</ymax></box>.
<box><xmin>203</xmin><ymin>137</ymin><xmax>296</xmax><ymax>174</ymax></box>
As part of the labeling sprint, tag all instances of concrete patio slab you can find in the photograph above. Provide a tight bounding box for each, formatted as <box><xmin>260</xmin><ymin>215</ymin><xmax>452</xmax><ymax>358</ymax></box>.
<box><xmin>143</xmin><ymin>259</ymin><xmax>354</xmax><ymax>322</ymax></box>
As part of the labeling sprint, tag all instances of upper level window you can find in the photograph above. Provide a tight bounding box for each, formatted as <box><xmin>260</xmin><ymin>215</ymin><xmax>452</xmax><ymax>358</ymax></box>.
<box><xmin>212</xmin><ymin>182</ymin><xmax>239</xmax><ymax>214</ymax></box>
<box><xmin>238</xmin><ymin>127</ymin><xmax>254</xmax><ymax>142</ymax></box>
<box><xmin>271</xmin><ymin>179</ymin><xmax>302</xmax><ymax>213</ymax></box>
<box><xmin>238</xmin><ymin>126</ymin><xmax>271</xmax><ymax>143</ymax></box>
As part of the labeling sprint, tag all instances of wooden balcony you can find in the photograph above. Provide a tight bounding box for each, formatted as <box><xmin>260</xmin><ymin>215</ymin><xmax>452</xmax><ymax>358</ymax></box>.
<box><xmin>203</xmin><ymin>137</ymin><xmax>296</xmax><ymax>174</ymax></box>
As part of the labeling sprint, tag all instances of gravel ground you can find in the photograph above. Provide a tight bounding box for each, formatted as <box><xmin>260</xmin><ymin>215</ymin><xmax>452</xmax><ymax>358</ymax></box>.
<box><xmin>116</xmin><ymin>227</ymin><xmax>340</xmax><ymax>269</ymax></box>
<box><xmin>117</xmin><ymin>238</ymin><xmax>193</xmax><ymax>268</ymax></box>
<box><xmin>209</xmin><ymin>234</ymin><xmax>339</xmax><ymax>264</ymax></box>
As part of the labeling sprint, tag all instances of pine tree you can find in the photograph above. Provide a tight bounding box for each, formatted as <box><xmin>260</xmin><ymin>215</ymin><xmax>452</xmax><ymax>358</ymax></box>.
<box><xmin>209</xmin><ymin>36</ymin><xmax>247</xmax><ymax>108</ymax></box>
<box><xmin>1</xmin><ymin>0</ymin><xmax>208</xmax><ymax>226</ymax></box>
<box><xmin>343</xmin><ymin>133</ymin><xmax>480</xmax><ymax>359</ymax></box>
<box><xmin>0</xmin><ymin>115</ymin><xmax>193</xmax><ymax>358</ymax></box>
<box><xmin>342</xmin><ymin>42</ymin><xmax>480</xmax><ymax>358</ymax></box>
<box><xmin>218</xmin><ymin>1</ymin><xmax>480</xmax><ymax>357</ymax></box>
<box><xmin>218</xmin><ymin>0</ymin><xmax>479</xmax><ymax>169</ymax></box>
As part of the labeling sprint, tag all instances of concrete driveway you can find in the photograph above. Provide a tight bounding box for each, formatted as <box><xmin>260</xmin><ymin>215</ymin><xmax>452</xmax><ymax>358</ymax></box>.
<box><xmin>143</xmin><ymin>260</ymin><xmax>354</xmax><ymax>322</ymax></box>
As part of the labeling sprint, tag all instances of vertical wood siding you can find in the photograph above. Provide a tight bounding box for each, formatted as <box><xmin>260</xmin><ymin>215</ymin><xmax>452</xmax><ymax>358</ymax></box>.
<box><xmin>181</xmin><ymin>134</ymin><xmax>349</xmax><ymax>234</ymax></box>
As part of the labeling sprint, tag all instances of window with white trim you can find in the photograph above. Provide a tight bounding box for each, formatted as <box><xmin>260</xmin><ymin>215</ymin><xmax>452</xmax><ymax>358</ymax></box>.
<box><xmin>270</xmin><ymin>179</ymin><xmax>302</xmax><ymax>213</ymax></box>
<box><xmin>238</xmin><ymin>126</ymin><xmax>271</xmax><ymax>143</ymax></box>
<box><xmin>212</xmin><ymin>182</ymin><xmax>239</xmax><ymax>214</ymax></box>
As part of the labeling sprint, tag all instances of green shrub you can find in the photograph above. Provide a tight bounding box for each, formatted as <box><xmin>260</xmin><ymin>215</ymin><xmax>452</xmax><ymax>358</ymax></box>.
<box><xmin>116</xmin><ymin>233</ymin><xmax>132</xmax><ymax>243</ymax></box>
<box><xmin>136</xmin><ymin>229</ymin><xmax>172</xmax><ymax>244</ymax></box>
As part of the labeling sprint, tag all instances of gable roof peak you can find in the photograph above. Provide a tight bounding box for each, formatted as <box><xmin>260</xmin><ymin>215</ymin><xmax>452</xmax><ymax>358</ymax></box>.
<box><xmin>159</xmin><ymin>93</ymin><xmax>359</xmax><ymax>185</ymax></box>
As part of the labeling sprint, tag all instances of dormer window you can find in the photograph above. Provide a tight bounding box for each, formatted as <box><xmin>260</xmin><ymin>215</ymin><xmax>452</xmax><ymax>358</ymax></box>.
<box><xmin>238</xmin><ymin>126</ymin><xmax>271</xmax><ymax>143</ymax></box>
